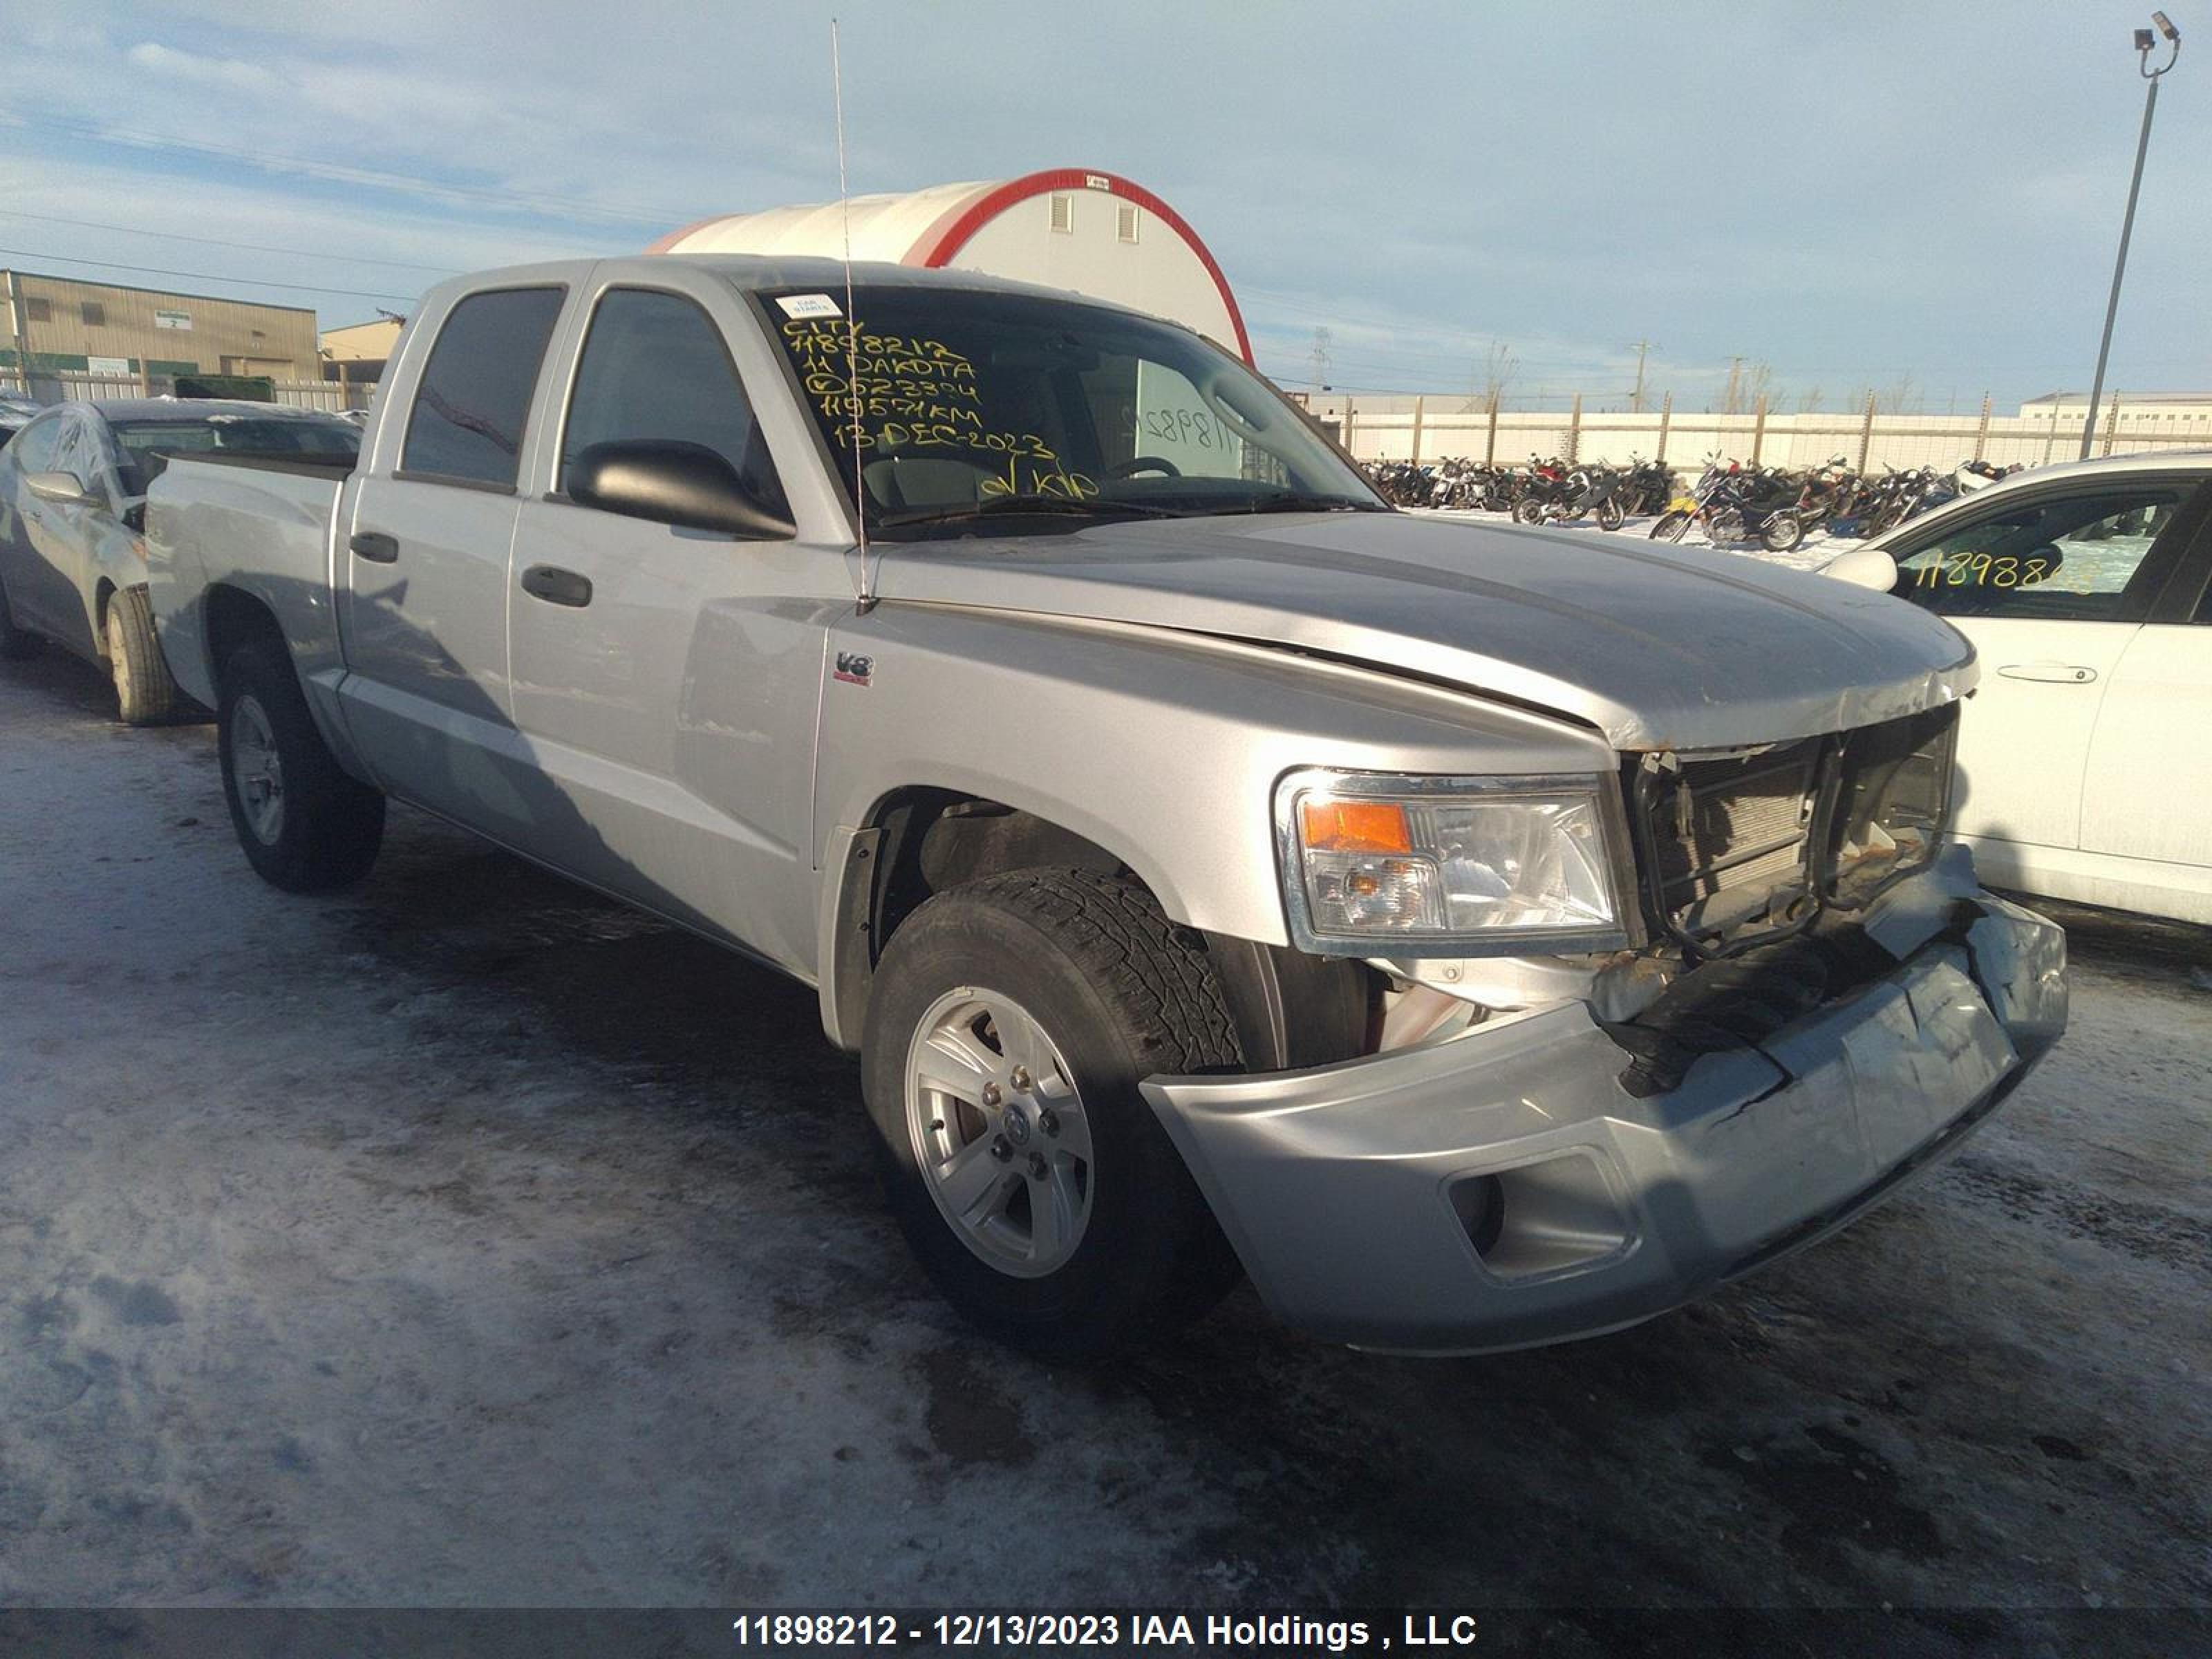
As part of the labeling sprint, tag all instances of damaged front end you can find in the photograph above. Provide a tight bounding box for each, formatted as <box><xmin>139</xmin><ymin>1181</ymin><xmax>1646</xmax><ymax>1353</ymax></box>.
<box><xmin>1609</xmin><ymin>702</ymin><xmax>1965</xmax><ymax>1095</ymax></box>
<box><xmin>1143</xmin><ymin>704</ymin><xmax>2065</xmax><ymax>1356</ymax></box>
<box><xmin>1143</xmin><ymin>848</ymin><xmax>2065</xmax><ymax>1354</ymax></box>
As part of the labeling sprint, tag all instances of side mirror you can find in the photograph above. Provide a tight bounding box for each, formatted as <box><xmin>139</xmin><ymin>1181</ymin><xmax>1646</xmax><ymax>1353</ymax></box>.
<box><xmin>24</xmin><ymin>471</ymin><xmax>90</xmax><ymax>507</ymax></box>
<box><xmin>1821</xmin><ymin>545</ymin><xmax>1900</xmax><ymax>593</ymax></box>
<box><xmin>568</xmin><ymin>440</ymin><xmax>794</xmax><ymax>538</ymax></box>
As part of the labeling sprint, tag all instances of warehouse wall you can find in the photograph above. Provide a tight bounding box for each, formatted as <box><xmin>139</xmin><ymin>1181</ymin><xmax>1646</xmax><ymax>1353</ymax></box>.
<box><xmin>1</xmin><ymin>270</ymin><xmax>320</xmax><ymax>381</ymax></box>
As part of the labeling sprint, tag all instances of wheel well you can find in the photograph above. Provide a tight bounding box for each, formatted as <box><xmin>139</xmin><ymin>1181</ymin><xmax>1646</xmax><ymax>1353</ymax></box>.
<box><xmin>829</xmin><ymin>788</ymin><xmax>1371</xmax><ymax>1066</ymax></box>
<box><xmin>203</xmin><ymin>583</ymin><xmax>286</xmax><ymax>687</ymax></box>
<box><xmin>93</xmin><ymin>579</ymin><xmax>117</xmax><ymax>653</ymax></box>
<box><xmin>876</xmin><ymin>790</ymin><xmax>1123</xmax><ymax>945</ymax></box>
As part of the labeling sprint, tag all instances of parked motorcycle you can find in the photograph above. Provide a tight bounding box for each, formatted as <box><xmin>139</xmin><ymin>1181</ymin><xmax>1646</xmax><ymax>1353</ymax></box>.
<box><xmin>1649</xmin><ymin>459</ymin><xmax>1809</xmax><ymax>552</ymax></box>
<box><xmin>1513</xmin><ymin>462</ymin><xmax>1629</xmax><ymax>530</ymax></box>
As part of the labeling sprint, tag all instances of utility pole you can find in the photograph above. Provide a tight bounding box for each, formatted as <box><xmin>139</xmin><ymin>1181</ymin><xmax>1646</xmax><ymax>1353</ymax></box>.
<box><xmin>1627</xmin><ymin>339</ymin><xmax>1658</xmax><ymax>413</ymax></box>
<box><xmin>1306</xmin><ymin>326</ymin><xmax>1332</xmax><ymax>397</ymax></box>
<box><xmin>1721</xmin><ymin>355</ymin><xmax>1745</xmax><ymax>417</ymax></box>
<box><xmin>2082</xmin><ymin>12</ymin><xmax>2181</xmax><ymax>460</ymax></box>
<box><xmin>3</xmin><ymin>271</ymin><xmax>26</xmax><ymax>397</ymax></box>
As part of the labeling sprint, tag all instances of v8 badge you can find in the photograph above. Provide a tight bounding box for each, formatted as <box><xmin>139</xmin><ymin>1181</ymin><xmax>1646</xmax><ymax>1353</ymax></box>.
<box><xmin>833</xmin><ymin>650</ymin><xmax>874</xmax><ymax>688</ymax></box>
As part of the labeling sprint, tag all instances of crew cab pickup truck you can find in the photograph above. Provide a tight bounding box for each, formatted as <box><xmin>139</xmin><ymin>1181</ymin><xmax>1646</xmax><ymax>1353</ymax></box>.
<box><xmin>146</xmin><ymin>255</ymin><xmax>2067</xmax><ymax>1358</ymax></box>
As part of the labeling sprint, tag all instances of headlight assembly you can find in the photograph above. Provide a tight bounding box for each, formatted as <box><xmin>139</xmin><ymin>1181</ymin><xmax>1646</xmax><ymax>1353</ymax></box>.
<box><xmin>1276</xmin><ymin>769</ymin><xmax>1638</xmax><ymax>957</ymax></box>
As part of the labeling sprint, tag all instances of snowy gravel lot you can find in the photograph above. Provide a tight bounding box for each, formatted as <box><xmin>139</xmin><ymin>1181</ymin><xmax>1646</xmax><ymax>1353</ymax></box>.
<box><xmin>2</xmin><ymin>612</ymin><xmax>2208</xmax><ymax>1638</ymax></box>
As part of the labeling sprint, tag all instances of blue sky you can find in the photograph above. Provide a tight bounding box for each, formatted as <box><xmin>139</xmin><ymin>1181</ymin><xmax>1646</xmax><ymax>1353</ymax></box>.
<box><xmin>3</xmin><ymin>1</ymin><xmax>2204</xmax><ymax>410</ymax></box>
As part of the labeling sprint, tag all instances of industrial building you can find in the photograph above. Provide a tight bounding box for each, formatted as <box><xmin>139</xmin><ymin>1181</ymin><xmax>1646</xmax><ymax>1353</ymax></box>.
<box><xmin>317</xmin><ymin>316</ymin><xmax>406</xmax><ymax>384</ymax></box>
<box><xmin>1</xmin><ymin>269</ymin><xmax>320</xmax><ymax>387</ymax></box>
<box><xmin>650</xmin><ymin>167</ymin><xmax>1251</xmax><ymax>362</ymax></box>
<box><xmin>2018</xmin><ymin>389</ymin><xmax>2212</xmax><ymax>425</ymax></box>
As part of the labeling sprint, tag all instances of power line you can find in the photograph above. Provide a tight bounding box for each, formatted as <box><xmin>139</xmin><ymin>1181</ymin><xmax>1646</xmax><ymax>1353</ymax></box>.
<box><xmin>0</xmin><ymin>246</ymin><xmax>418</xmax><ymax>303</ymax></box>
<box><xmin>0</xmin><ymin>208</ymin><xmax>461</xmax><ymax>275</ymax></box>
<box><xmin>1242</xmin><ymin>283</ymin><xmax>1633</xmax><ymax>369</ymax></box>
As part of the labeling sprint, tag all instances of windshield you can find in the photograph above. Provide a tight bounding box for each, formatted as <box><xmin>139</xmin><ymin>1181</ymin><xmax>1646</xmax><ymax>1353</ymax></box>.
<box><xmin>760</xmin><ymin>284</ymin><xmax>1384</xmax><ymax>532</ymax></box>
<box><xmin>109</xmin><ymin>414</ymin><xmax>360</xmax><ymax>496</ymax></box>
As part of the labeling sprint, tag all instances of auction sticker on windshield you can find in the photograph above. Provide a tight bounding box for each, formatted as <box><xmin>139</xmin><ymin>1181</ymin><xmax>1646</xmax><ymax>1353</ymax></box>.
<box><xmin>776</xmin><ymin>294</ymin><xmax>844</xmax><ymax>319</ymax></box>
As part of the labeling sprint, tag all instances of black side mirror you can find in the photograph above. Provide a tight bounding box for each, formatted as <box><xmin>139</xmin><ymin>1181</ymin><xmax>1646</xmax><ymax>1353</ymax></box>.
<box><xmin>568</xmin><ymin>440</ymin><xmax>794</xmax><ymax>538</ymax></box>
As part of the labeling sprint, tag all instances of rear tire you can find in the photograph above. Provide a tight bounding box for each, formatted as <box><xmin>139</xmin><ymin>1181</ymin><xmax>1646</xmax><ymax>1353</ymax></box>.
<box><xmin>0</xmin><ymin>570</ymin><xmax>39</xmax><ymax>659</ymax></box>
<box><xmin>218</xmin><ymin>640</ymin><xmax>385</xmax><ymax>892</ymax></box>
<box><xmin>1650</xmin><ymin>510</ymin><xmax>1692</xmax><ymax>542</ymax></box>
<box><xmin>1759</xmin><ymin>513</ymin><xmax>1806</xmax><ymax>554</ymax></box>
<box><xmin>105</xmin><ymin>585</ymin><xmax>178</xmax><ymax>725</ymax></box>
<box><xmin>861</xmin><ymin>868</ymin><xmax>1244</xmax><ymax>1360</ymax></box>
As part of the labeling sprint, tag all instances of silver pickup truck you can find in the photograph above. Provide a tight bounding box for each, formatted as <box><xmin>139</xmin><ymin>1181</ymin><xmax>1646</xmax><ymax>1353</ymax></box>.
<box><xmin>147</xmin><ymin>254</ymin><xmax>2067</xmax><ymax>1359</ymax></box>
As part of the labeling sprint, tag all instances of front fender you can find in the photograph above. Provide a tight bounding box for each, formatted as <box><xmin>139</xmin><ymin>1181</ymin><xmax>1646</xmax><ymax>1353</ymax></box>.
<box><xmin>86</xmin><ymin>516</ymin><xmax>152</xmax><ymax>649</ymax></box>
<box><xmin>811</xmin><ymin>601</ymin><xmax>1615</xmax><ymax>956</ymax></box>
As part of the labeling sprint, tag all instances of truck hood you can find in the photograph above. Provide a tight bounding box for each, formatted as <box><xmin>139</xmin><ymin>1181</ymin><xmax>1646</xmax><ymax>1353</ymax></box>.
<box><xmin>870</xmin><ymin>512</ymin><xmax>1976</xmax><ymax>751</ymax></box>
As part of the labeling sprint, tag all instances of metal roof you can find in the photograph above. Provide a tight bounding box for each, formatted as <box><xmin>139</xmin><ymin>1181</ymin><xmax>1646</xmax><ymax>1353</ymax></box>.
<box><xmin>648</xmin><ymin>180</ymin><xmax>995</xmax><ymax>261</ymax></box>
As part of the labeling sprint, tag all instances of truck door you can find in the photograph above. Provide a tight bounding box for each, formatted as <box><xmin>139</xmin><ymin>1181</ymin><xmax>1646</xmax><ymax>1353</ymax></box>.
<box><xmin>503</xmin><ymin>278</ymin><xmax>831</xmax><ymax>973</ymax></box>
<box><xmin>335</xmin><ymin>283</ymin><xmax>568</xmax><ymax>835</ymax></box>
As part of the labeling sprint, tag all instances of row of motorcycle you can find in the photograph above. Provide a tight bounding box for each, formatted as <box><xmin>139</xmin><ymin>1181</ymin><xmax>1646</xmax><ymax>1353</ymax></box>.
<box><xmin>1365</xmin><ymin>455</ymin><xmax>2018</xmax><ymax>552</ymax></box>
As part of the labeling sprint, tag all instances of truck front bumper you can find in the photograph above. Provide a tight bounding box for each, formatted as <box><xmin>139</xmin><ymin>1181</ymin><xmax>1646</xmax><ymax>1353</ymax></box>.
<box><xmin>1142</xmin><ymin>851</ymin><xmax>2065</xmax><ymax>1354</ymax></box>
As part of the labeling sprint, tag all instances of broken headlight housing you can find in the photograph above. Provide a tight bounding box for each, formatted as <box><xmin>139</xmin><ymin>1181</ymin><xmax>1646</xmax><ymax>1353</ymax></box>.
<box><xmin>1276</xmin><ymin>769</ymin><xmax>1638</xmax><ymax>957</ymax></box>
<box><xmin>1821</xmin><ymin>702</ymin><xmax>1960</xmax><ymax>910</ymax></box>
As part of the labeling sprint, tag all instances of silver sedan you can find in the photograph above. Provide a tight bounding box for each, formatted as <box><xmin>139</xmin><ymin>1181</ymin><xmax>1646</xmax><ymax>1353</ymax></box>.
<box><xmin>0</xmin><ymin>399</ymin><xmax>357</xmax><ymax>722</ymax></box>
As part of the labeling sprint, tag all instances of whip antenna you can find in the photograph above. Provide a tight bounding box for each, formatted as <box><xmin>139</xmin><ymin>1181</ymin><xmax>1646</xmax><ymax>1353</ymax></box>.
<box><xmin>832</xmin><ymin>19</ymin><xmax>874</xmax><ymax>612</ymax></box>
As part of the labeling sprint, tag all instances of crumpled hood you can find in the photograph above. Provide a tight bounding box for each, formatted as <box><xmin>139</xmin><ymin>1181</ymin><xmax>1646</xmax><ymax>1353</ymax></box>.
<box><xmin>870</xmin><ymin>512</ymin><xmax>1976</xmax><ymax>751</ymax></box>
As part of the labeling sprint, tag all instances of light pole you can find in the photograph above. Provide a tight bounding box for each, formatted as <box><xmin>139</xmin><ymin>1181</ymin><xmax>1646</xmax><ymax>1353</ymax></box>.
<box><xmin>2081</xmin><ymin>12</ymin><xmax>2181</xmax><ymax>460</ymax></box>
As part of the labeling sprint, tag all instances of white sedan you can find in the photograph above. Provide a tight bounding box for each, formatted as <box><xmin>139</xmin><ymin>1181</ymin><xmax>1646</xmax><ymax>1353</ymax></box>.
<box><xmin>1853</xmin><ymin>451</ymin><xmax>2212</xmax><ymax>924</ymax></box>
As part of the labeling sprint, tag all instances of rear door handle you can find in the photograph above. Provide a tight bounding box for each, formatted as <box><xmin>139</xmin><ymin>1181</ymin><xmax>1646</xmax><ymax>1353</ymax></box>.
<box><xmin>1996</xmin><ymin>663</ymin><xmax>2097</xmax><ymax>684</ymax></box>
<box><xmin>349</xmin><ymin>530</ymin><xmax>399</xmax><ymax>563</ymax></box>
<box><xmin>520</xmin><ymin>564</ymin><xmax>593</xmax><ymax>608</ymax></box>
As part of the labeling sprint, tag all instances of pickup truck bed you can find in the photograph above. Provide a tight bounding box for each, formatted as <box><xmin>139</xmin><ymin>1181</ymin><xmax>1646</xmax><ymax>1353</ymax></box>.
<box><xmin>150</xmin><ymin>455</ymin><xmax>353</xmax><ymax>748</ymax></box>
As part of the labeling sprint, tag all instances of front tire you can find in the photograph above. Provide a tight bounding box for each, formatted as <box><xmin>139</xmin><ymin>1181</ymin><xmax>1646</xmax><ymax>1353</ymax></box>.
<box><xmin>1595</xmin><ymin>498</ymin><xmax>1627</xmax><ymax>532</ymax></box>
<box><xmin>1760</xmin><ymin>512</ymin><xmax>1806</xmax><ymax>554</ymax></box>
<box><xmin>1512</xmin><ymin>499</ymin><xmax>1546</xmax><ymax>526</ymax></box>
<box><xmin>1650</xmin><ymin>509</ymin><xmax>1692</xmax><ymax>542</ymax></box>
<box><xmin>861</xmin><ymin>868</ymin><xmax>1242</xmax><ymax>1360</ymax></box>
<box><xmin>218</xmin><ymin>640</ymin><xmax>385</xmax><ymax>891</ymax></box>
<box><xmin>105</xmin><ymin>585</ymin><xmax>179</xmax><ymax>725</ymax></box>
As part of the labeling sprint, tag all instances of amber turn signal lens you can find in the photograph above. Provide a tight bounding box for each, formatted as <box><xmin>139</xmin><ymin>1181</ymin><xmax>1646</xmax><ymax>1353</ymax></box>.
<box><xmin>1299</xmin><ymin>798</ymin><xmax>1414</xmax><ymax>854</ymax></box>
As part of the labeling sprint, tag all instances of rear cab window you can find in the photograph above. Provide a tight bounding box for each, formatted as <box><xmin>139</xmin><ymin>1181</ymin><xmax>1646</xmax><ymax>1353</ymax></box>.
<box><xmin>400</xmin><ymin>287</ymin><xmax>567</xmax><ymax>489</ymax></box>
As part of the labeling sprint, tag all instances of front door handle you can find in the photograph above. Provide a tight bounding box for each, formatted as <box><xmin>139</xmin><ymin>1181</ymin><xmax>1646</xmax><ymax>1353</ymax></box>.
<box><xmin>520</xmin><ymin>564</ymin><xmax>593</xmax><ymax>608</ymax></box>
<box><xmin>349</xmin><ymin>530</ymin><xmax>399</xmax><ymax>563</ymax></box>
<box><xmin>1996</xmin><ymin>662</ymin><xmax>2097</xmax><ymax>684</ymax></box>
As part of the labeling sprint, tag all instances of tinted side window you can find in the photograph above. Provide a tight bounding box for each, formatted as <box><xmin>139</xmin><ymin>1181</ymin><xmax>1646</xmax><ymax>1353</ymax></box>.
<box><xmin>1891</xmin><ymin>486</ymin><xmax>2187</xmax><ymax>621</ymax></box>
<box><xmin>401</xmin><ymin>287</ymin><xmax>565</xmax><ymax>487</ymax></box>
<box><xmin>559</xmin><ymin>289</ymin><xmax>787</xmax><ymax>516</ymax></box>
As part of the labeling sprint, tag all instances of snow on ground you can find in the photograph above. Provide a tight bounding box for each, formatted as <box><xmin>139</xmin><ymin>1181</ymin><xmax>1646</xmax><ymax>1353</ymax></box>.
<box><xmin>1</xmin><ymin>639</ymin><xmax>2209</xmax><ymax>1635</ymax></box>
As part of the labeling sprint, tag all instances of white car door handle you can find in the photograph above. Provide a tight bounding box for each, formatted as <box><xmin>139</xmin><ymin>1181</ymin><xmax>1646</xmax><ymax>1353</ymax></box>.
<box><xmin>1996</xmin><ymin>663</ymin><xmax>2097</xmax><ymax>684</ymax></box>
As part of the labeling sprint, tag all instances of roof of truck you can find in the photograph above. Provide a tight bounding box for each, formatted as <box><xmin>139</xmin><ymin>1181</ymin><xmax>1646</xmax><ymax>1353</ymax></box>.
<box><xmin>438</xmin><ymin>254</ymin><xmax>1185</xmax><ymax>331</ymax></box>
